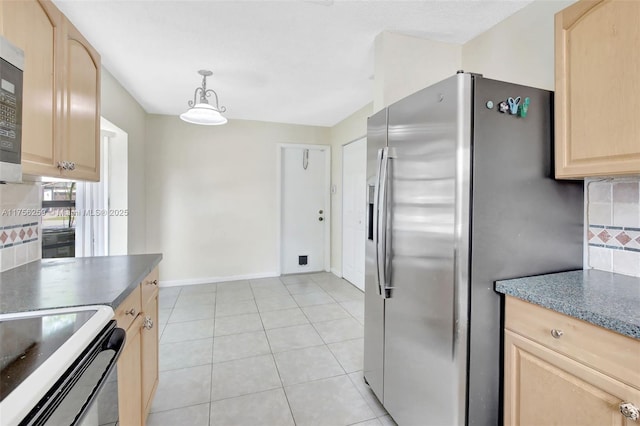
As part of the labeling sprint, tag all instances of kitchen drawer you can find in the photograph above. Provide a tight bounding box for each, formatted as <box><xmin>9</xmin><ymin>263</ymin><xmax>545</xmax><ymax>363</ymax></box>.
<box><xmin>114</xmin><ymin>286</ymin><xmax>142</xmax><ymax>331</ymax></box>
<box><xmin>141</xmin><ymin>267</ymin><xmax>159</xmax><ymax>306</ymax></box>
<box><xmin>505</xmin><ymin>297</ymin><xmax>640</xmax><ymax>389</ymax></box>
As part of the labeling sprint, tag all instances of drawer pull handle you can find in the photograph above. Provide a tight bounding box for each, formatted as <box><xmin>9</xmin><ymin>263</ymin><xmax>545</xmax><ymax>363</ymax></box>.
<box><xmin>620</xmin><ymin>402</ymin><xmax>640</xmax><ymax>421</ymax></box>
<box><xmin>146</xmin><ymin>279</ymin><xmax>159</xmax><ymax>286</ymax></box>
<box><xmin>550</xmin><ymin>329</ymin><xmax>564</xmax><ymax>339</ymax></box>
<box><xmin>143</xmin><ymin>316</ymin><xmax>154</xmax><ymax>330</ymax></box>
<box><xmin>125</xmin><ymin>308</ymin><xmax>137</xmax><ymax>316</ymax></box>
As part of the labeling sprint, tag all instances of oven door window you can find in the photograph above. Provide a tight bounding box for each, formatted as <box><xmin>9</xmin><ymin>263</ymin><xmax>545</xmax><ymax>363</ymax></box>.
<box><xmin>22</xmin><ymin>324</ymin><xmax>124</xmax><ymax>426</ymax></box>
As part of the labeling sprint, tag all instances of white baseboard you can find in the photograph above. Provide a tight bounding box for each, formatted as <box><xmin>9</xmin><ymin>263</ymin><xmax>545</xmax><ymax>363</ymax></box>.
<box><xmin>160</xmin><ymin>271</ymin><xmax>280</xmax><ymax>288</ymax></box>
<box><xmin>331</xmin><ymin>267</ymin><xmax>342</xmax><ymax>278</ymax></box>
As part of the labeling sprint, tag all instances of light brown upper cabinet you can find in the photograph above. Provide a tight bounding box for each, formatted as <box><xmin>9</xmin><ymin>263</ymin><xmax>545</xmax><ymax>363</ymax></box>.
<box><xmin>61</xmin><ymin>20</ymin><xmax>100</xmax><ymax>181</ymax></box>
<box><xmin>1</xmin><ymin>0</ymin><xmax>61</xmax><ymax>177</ymax></box>
<box><xmin>555</xmin><ymin>0</ymin><xmax>640</xmax><ymax>178</ymax></box>
<box><xmin>0</xmin><ymin>0</ymin><xmax>101</xmax><ymax>181</ymax></box>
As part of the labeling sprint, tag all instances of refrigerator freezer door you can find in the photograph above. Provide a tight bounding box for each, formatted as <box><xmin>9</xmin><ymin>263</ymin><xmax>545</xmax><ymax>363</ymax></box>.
<box><xmin>383</xmin><ymin>75</ymin><xmax>469</xmax><ymax>425</ymax></box>
<box><xmin>467</xmin><ymin>77</ymin><xmax>583</xmax><ymax>426</ymax></box>
<box><xmin>363</xmin><ymin>107</ymin><xmax>388</xmax><ymax>402</ymax></box>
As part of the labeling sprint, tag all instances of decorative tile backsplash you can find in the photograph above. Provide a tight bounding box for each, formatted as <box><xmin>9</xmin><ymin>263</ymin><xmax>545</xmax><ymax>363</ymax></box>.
<box><xmin>0</xmin><ymin>222</ymin><xmax>39</xmax><ymax>248</ymax></box>
<box><xmin>588</xmin><ymin>225</ymin><xmax>640</xmax><ymax>252</ymax></box>
<box><xmin>0</xmin><ymin>182</ymin><xmax>43</xmax><ymax>272</ymax></box>
<box><xmin>586</xmin><ymin>179</ymin><xmax>640</xmax><ymax>278</ymax></box>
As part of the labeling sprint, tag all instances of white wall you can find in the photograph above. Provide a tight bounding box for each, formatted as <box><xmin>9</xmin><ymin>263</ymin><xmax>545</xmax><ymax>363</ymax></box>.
<box><xmin>101</xmin><ymin>68</ymin><xmax>148</xmax><ymax>254</ymax></box>
<box><xmin>145</xmin><ymin>115</ymin><xmax>330</xmax><ymax>284</ymax></box>
<box><xmin>374</xmin><ymin>31</ymin><xmax>462</xmax><ymax>112</ymax></box>
<box><xmin>462</xmin><ymin>0</ymin><xmax>575</xmax><ymax>90</ymax></box>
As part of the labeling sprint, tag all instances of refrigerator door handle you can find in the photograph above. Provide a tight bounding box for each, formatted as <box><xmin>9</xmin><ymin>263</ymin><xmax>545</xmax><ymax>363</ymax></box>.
<box><xmin>373</xmin><ymin>148</ymin><xmax>384</xmax><ymax>296</ymax></box>
<box><xmin>377</xmin><ymin>147</ymin><xmax>391</xmax><ymax>299</ymax></box>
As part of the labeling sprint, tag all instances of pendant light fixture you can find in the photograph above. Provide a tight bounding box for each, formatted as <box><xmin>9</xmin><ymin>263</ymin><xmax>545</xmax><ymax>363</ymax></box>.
<box><xmin>180</xmin><ymin>70</ymin><xmax>227</xmax><ymax>125</ymax></box>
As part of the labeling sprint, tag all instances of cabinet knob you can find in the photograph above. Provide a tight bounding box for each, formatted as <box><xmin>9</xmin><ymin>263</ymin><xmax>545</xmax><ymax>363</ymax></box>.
<box><xmin>143</xmin><ymin>316</ymin><xmax>154</xmax><ymax>330</ymax></box>
<box><xmin>146</xmin><ymin>279</ymin><xmax>159</xmax><ymax>286</ymax></box>
<box><xmin>125</xmin><ymin>308</ymin><xmax>137</xmax><ymax>316</ymax></box>
<box><xmin>56</xmin><ymin>161</ymin><xmax>76</xmax><ymax>171</ymax></box>
<box><xmin>620</xmin><ymin>402</ymin><xmax>640</xmax><ymax>420</ymax></box>
<box><xmin>550</xmin><ymin>329</ymin><xmax>564</xmax><ymax>339</ymax></box>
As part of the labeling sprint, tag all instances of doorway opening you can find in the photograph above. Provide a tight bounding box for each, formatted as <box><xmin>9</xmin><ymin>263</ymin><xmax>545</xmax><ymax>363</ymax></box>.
<box><xmin>41</xmin><ymin>117</ymin><xmax>128</xmax><ymax>258</ymax></box>
<box><xmin>277</xmin><ymin>144</ymin><xmax>331</xmax><ymax>275</ymax></box>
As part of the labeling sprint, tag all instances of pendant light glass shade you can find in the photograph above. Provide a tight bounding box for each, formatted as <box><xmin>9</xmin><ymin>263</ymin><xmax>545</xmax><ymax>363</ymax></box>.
<box><xmin>180</xmin><ymin>70</ymin><xmax>227</xmax><ymax>126</ymax></box>
<box><xmin>180</xmin><ymin>103</ymin><xmax>227</xmax><ymax>125</ymax></box>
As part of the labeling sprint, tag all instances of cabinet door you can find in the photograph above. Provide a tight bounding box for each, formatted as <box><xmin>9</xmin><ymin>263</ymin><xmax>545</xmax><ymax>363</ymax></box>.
<box><xmin>504</xmin><ymin>330</ymin><xmax>640</xmax><ymax>426</ymax></box>
<box><xmin>61</xmin><ymin>19</ymin><xmax>100</xmax><ymax>181</ymax></box>
<box><xmin>555</xmin><ymin>0</ymin><xmax>640</xmax><ymax>178</ymax></box>
<box><xmin>118</xmin><ymin>314</ymin><xmax>144</xmax><ymax>426</ymax></box>
<box><xmin>141</xmin><ymin>290</ymin><xmax>159</xmax><ymax>420</ymax></box>
<box><xmin>1</xmin><ymin>0</ymin><xmax>62</xmax><ymax>177</ymax></box>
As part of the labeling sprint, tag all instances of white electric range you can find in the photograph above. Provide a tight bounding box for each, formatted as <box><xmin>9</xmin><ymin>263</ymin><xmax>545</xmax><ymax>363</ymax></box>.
<box><xmin>0</xmin><ymin>306</ymin><xmax>124</xmax><ymax>426</ymax></box>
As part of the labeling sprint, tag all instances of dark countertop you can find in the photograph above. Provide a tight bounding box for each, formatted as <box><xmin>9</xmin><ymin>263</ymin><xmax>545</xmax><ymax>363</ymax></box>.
<box><xmin>0</xmin><ymin>254</ymin><xmax>162</xmax><ymax>314</ymax></box>
<box><xmin>495</xmin><ymin>269</ymin><xmax>640</xmax><ymax>339</ymax></box>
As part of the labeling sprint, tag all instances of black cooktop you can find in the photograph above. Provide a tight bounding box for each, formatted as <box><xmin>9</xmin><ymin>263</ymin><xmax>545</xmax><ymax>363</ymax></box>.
<box><xmin>0</xmin><ymin>310</ymin><xmax>95</xmax><ymax>401</ymax></box>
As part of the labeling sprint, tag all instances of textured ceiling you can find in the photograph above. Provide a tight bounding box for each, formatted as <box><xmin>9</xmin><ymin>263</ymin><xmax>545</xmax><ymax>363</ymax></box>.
<box><xmin>52</xmin><ymin>0</ymin><xmax>534</xmax><ymax>127</ymax></box>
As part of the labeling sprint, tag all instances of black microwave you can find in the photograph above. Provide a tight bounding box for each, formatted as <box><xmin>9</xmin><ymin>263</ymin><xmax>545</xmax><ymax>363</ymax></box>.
<box><xmin>0</xmin><ymin>35</ymin><xmax>23</xmax><ymax>183</ymax></box>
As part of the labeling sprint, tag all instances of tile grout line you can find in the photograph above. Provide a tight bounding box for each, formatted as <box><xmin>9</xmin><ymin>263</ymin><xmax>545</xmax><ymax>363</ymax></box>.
<box><xmin>157</xmin><ymin>287</ymin><xmax>181</xmax><ymax>341</ymax></box>
<box><xmin>346</xmin><ymin>372</ymin><xmax>390</xmax><ymax>421</ymax></box>
<box><xmin>258</xmin><ymin>276</ymin><xmax>299</xmax><ymax>425</ymax></box>
<box><xmin>146</xmin><ymin>401</ymin><xmax>212</xmax><ymax>422</ymax></box>
<box><xmin>154</xmin><ymin>274</ymin><xmax>366</xmax><ymax>426</ymax></box>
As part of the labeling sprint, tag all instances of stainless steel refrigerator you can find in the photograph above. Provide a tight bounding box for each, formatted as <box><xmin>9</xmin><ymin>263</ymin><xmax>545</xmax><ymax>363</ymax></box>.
<box><xmin>363</xmin><ymin>72</ymin><xmax>583</xmax><ymax>426</ymax></box>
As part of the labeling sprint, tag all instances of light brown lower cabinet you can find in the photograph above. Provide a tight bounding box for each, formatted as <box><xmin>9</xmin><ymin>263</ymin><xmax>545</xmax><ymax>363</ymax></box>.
<box><xmin>118</xmin><ymin>314</ymin><xmax>143</xmax><ymax>426</ymax></box>
<box><xmin>114</xmin><ymin>267</ymin><xmax>159</xmax><ymax>426</ymax></box>
<box><xmin>504</xmin><ymin>297</ymin><xmax>640</xmax><ymax>426</ymax></box>
<box><xmin>141</xmin><ymin>286</ymin><xmax>159</xmax><ymax>417</ymax></box>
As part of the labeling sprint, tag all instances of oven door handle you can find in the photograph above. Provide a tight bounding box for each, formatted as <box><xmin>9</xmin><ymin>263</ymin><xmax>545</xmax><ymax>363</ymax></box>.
<box><xmin>23</xmin><ymin>321</ymin><xmax>126</xmax><ymax>426</ymax></box>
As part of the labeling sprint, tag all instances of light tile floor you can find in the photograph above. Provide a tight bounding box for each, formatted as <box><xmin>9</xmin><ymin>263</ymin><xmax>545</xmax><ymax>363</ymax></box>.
<box><xmin>148</xmin><ymin>272</ymin><xmax>396</xmax><ymax>426</ymax></box>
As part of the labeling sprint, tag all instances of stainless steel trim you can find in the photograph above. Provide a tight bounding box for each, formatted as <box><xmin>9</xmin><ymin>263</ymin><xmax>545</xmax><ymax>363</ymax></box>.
<box><xmin>373</xmin><ymin>148</ymin><xmax>384</xmax><ymax>296</ymax></box>
<box><xmin>0</xmin><ymin>36</ymin><xmax>24</xmax><ymax>70</ymax></box>
<box><xmin>382</xmin><ymin>147</ymin><xmax>396</xmax><ymax>297</ymax></box>
<box><xmin>453</xmin><ymin>72</ymin><xmax>473</xmax><ymax>426</ymax></box>
<box><xmin>377</xmin><ymin>147</ymin><xmax>390</xmax><ymax>298</ymax></box>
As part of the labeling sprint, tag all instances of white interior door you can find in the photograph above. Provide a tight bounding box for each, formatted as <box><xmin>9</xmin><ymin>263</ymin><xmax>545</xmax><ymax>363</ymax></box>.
<box><xmin>281</xmin><ymin>145</ymin><xmax>330</xmax><ymax>274</ymax></box>
<box><xmin>342</xmin><ymin>137</ymin><xmax>366</xmax><ymax>290</ymax></box>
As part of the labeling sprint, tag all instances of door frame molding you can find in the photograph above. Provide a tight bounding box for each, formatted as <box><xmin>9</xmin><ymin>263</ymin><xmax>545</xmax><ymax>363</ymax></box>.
<box><xmin>276</xmin><ymin>143</ymin><xmax>331</xmax><ymax>275</ymax></box>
